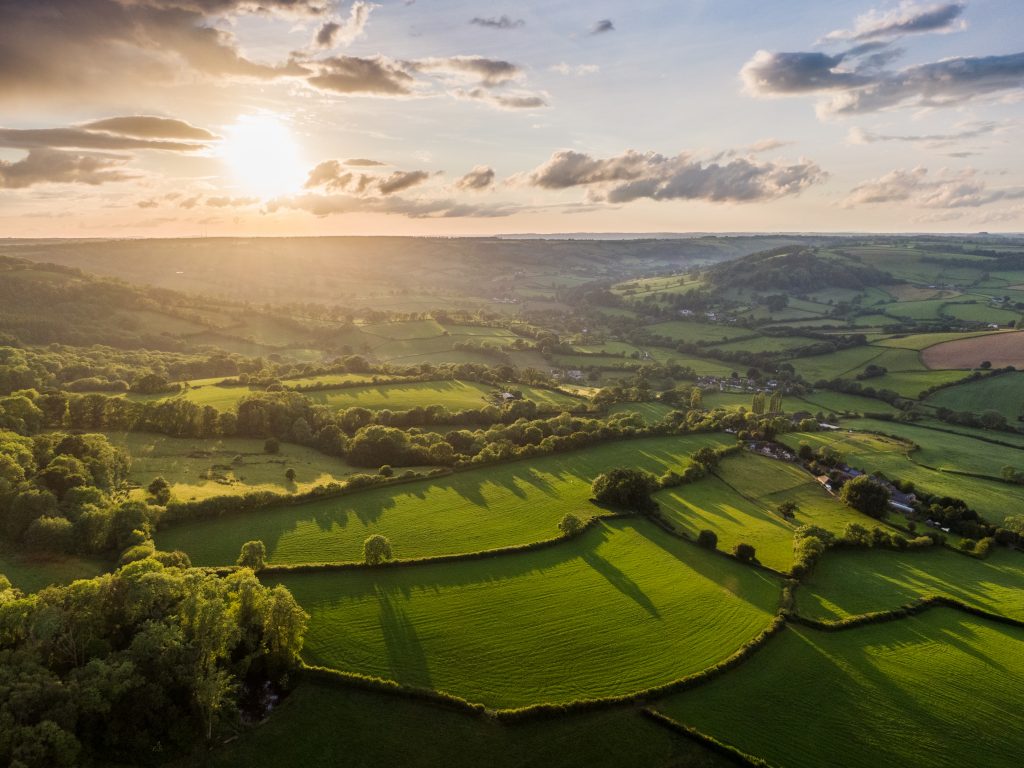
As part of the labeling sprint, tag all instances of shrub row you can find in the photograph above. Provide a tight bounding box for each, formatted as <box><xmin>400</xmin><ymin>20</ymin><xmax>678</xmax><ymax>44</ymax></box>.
<box><xmin>789</xmin><ymin>595</ymin><xmax>1024</xmax><ymax>632</ymax></box>
<box><xmin>639</xmin><ymin>709</ymin><xmax>772</xmax><ymax>768</ymax></box>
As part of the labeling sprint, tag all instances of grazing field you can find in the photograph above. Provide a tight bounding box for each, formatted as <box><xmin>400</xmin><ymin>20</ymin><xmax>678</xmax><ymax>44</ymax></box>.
<box><xmin>104</xmin><ymin>431</ymin><xmax>361</xmax><ymax>501</ymax></box>
<box><xmin>875</xmin><ymin>331</ymin><xmax>997</xmax><ymax>350</ymax></box>
<box><xmin>654</xmin><ymin>610</ymin><xmax>1024</xmax><ymax>768</ymax></box>
<box><xmin>925</xmin><ymin>372</ymin><xmax>1024</xmax><ymax>421</ymax></box>
<box><xmin>300</xmin><ymin>380</ymin><xmax>581</xmax><ymax>412</ymax></box>
<box><xmin>200</xmin><ymin>681</ymin><xmax>730</xmax><ymax>768</ymax></box>
<box><xmin>0</xmin><ymin>548</ymin><xmax>107</xmax><ymax>593</ymax></box>
<box><xmin>644</xmin><ymin>320</ymin><xmax>752</xmax><ymax>344</ymax></box>
<box><xmin>795</xmin><ymin>390</ymin><xmax>898</xmax><ymax>415</ymax></box>
<box><xmin>709</xmin><ymin>335</ymin><xmax>815</xmax><ymax>354</ymax></box>
<box><xmin>789</xmin><ymin>346</ymin><xmax>887</xmax><ymax>382</ymax></box>
<box><xmin>607</xmin><ymin>401</ymin><xmax>675</xmax><ymax>423</ymax></box>
<box><xmin>795</xmin><ymin>546</ymin><xmax>1024</xmax><ymax>622</ymax></box>
<box><xmin>267</xmin><ymin>519</ymin><xmax>782</xmax><ymax>708</ymax></box>
<box><xmin>882</xmin><ymin>298</ymin><xmax>949</xmax><ymax>320</ymax></box>
<box><xmin>860</xmin><ymin>369</ymin><xmax>967</xmax><ymax>398</ymax></box>
<box><xmin>922</xmin><ymin>330</ymin><xmax>1024</xmax><ymax>369</ymax></box>
<box><xmin>158</xmin><ymin>434</ymin><xmax>735</xmax><ymax>566</ymax></box>
<box><xmin>282</xmin><ymin>372</ymin><xmax>396</xmax><ymax>387</ymax></box>
<box><xmin>778</xmin><ymin>429</ymin><xmax>1022</xmax><ymax>524</ymax></box>
<box><xmin>655</xmin><ymin>452</ymin><xmax>857</xmax><ymax>572</ymax></box>
<box><xmin>943</xmin><ymin>301</ymin><xmax>1019</xmax><ymax>324</ymax></box>
<box><xmin>841</xmin><ymin>418</ymin><xmax>1024</xmax><ymax>479</ymax></box>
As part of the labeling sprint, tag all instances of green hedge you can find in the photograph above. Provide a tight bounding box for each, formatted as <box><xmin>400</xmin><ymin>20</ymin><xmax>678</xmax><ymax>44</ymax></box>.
<box><xmin>639</xmin><ymin>709</ymin><xmax>771</xmax><ymax>767</ymax></box>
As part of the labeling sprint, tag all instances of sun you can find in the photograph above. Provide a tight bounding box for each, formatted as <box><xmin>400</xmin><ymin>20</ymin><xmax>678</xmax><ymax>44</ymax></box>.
<box><xmin>220</xmin><ymin>114</ymin><xmax>305</xmax><ymax>199</ymax></box>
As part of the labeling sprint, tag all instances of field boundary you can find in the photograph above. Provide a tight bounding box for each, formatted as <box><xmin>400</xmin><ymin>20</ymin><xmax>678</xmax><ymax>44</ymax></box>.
<box><xmin>787</xmin><ymin>594</ymin><xmax>1024</xmax><ymax>631</ymax></box>
<box><xmin>639</xmin><ymin>709</ymin><xmax>773</xmax><ymax>767</ymax></box>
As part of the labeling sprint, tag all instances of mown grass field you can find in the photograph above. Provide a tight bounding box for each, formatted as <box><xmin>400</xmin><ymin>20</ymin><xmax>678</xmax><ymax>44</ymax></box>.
<box><xmin>789</xmin><ymin>346</ymin><xmax>887</xmax><ymax>382</ymax></box>
<box><xmin>654</xmin><ymin>609</ymin><xmax>1024</xmax><ymax>768</ymax></box>
<box><xmin>778</xmin><ymin>429</ymin><xmax>1023</xmax><ymax>524</ymax></box>
<box><xmin>305</xmin><ymin>380</ymin><xmax>581</xmax><ymax>411</ymax></box>
<box><xmin>644</xmin><ymin>320</ymin><xmax>752</xmax><ymax>344</ymax></box>
<box><xmin>795</xmin><ymin>546</ymin><xmax>1024</xmax><ymax>622</ymax></box>
<box><xmin>794</xmin><ymin>390</ymin><xmax>898</xmax><ymax>415</ymax></box>
<box><xmin>607</xmin><ymin>401</ymin><xmax>675</xmax><ymax>423</ymax></box>
<box><xmin>266</xmin><ymin>519</ymin><xmax>782</xmax><ymax>708</ymax></box>
<box><xmin>158</xmin><ymin>434</ymin><xmax>735</xmax><ymax>566</ymax></box>
<box><xmin>654</xmin><ymin>452</ymin><xmax>858</xmax><ymax>572</ymax></box>
<box><xmin>925</xmin><ymin>372</ymin><xmax>1024</xmax><ymax>421</ymax></box>
<box><xmin>199</xmin><ymin>680</ymin><xmax>730</xmax><ymax>768</ymax></box>
<box><xmin>105</xmin><ymin>431</ymin><xmax>363</xmax><ymax>501</ymax></box>
<box><xmin>0</xmin><ymin>547</ymin><xmax>107</xmax><ymax>593</ymax></box>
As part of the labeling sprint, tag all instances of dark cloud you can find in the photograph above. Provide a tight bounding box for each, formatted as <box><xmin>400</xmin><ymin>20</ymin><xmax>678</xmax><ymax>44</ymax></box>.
<box><xmin>304</xmin><ymin>160</ymin><xmax>429</xmax><ymax>196</ymax></box>
<box><xmin>824</xmin><ymin>2</ymin><xmax>966</xmax><ymax>42</ymax></box>
<box><xmin>377</xmin><ymin>170</ymin><xmax>430</xmax><ymax>195</ymax></box>
<box><xmin>0</xmin><ymin>0</ymin><xmax>314</xmax><ymax>104</ymax></box>
<box><xmin>590</xmin><ymin>19</ymin><xmax>614</xmax><ymax>35</ymax></box>
<box><xmin>742</xmin><ymin>48</ymin><xmax>1024</xmax><ymax>116</ymax></box>
<box><xmin>307</xmin><ymin>56</ymin><xmax>415</xmax><ymax>94</ymax></box>
<box><xmin>455</xmin><ymin>165</ymin><xmax>496</xmax><ymax>190</ymax></box>
<box><xmin>456</xmin><ymin>88</ymin><xmax>548</xmax><ymax>109</ymax></box>
<box><xmin>415</xmin><ymin>56</ymin><xmax>521</xmax><ymax>86</ymax></box>
<box><xmin>523</xmin><ymin>149</ymin><xmax>825</xmax><ymax>203</ymax></box>
<box><xmin>79</xmin><ymin>116</ymin><xmax>217</xmax><ymax>140</ymax></box>
<box><xmin>846</xmin><ymin>166</ymin><xmax>1024</xmax><ymax>207</ymax></box>
<box><xmin>316</xmin><ymin>21</ymin><xmax>341</xmax><ymax>47</ymax></box>
<box><xmin>469</xmin><ymin>16</ymin><xmax>524</xmax><ymax>30</ymax></box>
<box><xmin>0</xmin><ymin>149</ymin><xmax>134</xmax><ymax>188</ymax></box>
<box><xmin>0</xmin><ymin>127</ymin><xmax>206</xmax><ymax>152</ymax></box>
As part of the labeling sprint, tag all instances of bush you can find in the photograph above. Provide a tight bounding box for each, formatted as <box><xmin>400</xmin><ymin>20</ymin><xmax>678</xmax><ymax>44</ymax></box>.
<box><xmin>24</xmin><ymin>515</ymin><xmax>74</xmax><ymax>553</ymax></box>
<box><xmin>284</xmin><ymin>467</ymin><xmax>296</xmax><ymax>482</ymax></box>
<box><xmin>697</xmin><ymin>529</ymin><xmax>718</xmax><ymax>550</ymax></box>
<box><xmin>558</xmin><ymin>513</ymin><xmax>584</xmax><ymax>537</ymax></box>
<box><xmin>147</xmin><ymin>476</ymin><xmax>172</xmax><ymax>505</ymax></box>
<box><xmin>264</xmin><ymin>437</ymin><xmax>280</xmax><ymax>454</ymax></box>
<box><xmin>378</xmin><ymin>464</ymin><xmax>394</xmax><ymax>478</ymax></box>
<box><xmin>591</xmin><ymin>468</ymin><xmax>659</xmax><ymax>512</ymax></box>
<box><xmin>734</xmin><ymin>542</ymin><xmax>756</xmax><ymax>562</ymax></box>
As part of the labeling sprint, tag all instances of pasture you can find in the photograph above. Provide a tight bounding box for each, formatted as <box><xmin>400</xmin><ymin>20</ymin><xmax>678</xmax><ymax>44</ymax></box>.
<box><xmin>300</xmin><ymin>380</ymin><xmax>582</xmax><ymax>412</ymax></box>
<box><xmin>0</xmin><ymin>547</ymin><xmax>107</xmax><ymax>593</ymax></box>
<box><xmin>157</xmin><ymin>433</ymin><xmax>735</xmax><ymax>566</ymax></box>
<box><xmin>925</xmin><ymin>372</ymin><xmax>1024</xmax><ymax>421</ymax></box>
<box><xmin>104</xmin><ymin>431</ymin><xmax>361</xmax><ymax>501</ymax></box>
<box><xmin>201</xmin><ymin>680</ymin><xmax>730</xmax><ymax>768</ymax></box>
<box><xmin>267</xmin><ymin>519</ymin><xmax>782</xmax><ymax>708</ymax></box>
<box><xmin>655</xmin><ymin>452</ymin><xmax>857</xmax><ymax>572</ymax></box>
<box><xmin>655</xmin><ymin>610</ymin><xmax>1024</xmax><ymax>768</ymax></box>
<box><xmin>795</xmin><ymin>546</ymin><xmax>1024</xmax><ymax>622</ymax></box>
<box><xmin>644</xmin><ymin>320</ymin><xmax>752</xmax><ymax>344</ymax></box>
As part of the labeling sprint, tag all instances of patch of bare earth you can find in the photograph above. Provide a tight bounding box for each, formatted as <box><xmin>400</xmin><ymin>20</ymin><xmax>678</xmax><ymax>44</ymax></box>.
<box><xmin>922</xmin><ymin>331</ymin><xmax>1024</xmax><ymax>369</ymax></box>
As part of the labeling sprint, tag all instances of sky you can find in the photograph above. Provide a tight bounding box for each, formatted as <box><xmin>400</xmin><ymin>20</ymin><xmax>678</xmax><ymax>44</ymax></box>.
<box><xmin>1</xmin><ymin>0</ymin><xmax>1023</xmax><ymax>237</ymax></box>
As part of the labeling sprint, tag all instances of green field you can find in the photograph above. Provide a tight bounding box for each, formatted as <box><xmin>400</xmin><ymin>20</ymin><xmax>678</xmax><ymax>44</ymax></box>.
<box><xmin>300</xmin><ymin>380</ymin><xmax>581</xmax><ymax>412</ymax></box>
<box><xmin>654</xmin><ymin>452</ymin><xmax>858</xmax><ymax>571</ymax></box>
<box><xmin>655</xmin><ymin>610</ymin><xmax>1024</xmax><ymax>768</ymax></box>
<box><xmin>105</xmin><ymin>431</ymin><xmax>362</xmax><ymax>501</ymax></box>
<box><xmin>926</xmin><ymin>372</ymin><xmax>1024</xmax><ymax>422</ymax></box>
<box><xmin>267</xmin><ymin>519</ymin><xmax>782</xmax><ymax>708</ymax></box>
<box><xmin>710</xmin><ymin>335</ymin><xmax>815</xmax><ymax>354</ymax></box>
<box><xmin>644</xmin><ymin>320</ymin><xmax>752</xmax><ymax>344</ymax></box>
<box><xmin>862</xmin><ymin>369</ymin><xmax>967</xmax><ymax>398</ymax></box>
<box><xmin>794</xmin><ymin>390</ymin><xmax>898</xmax><ymax>415</ymax></box>
<box><xmin>790</xmin><ymin>346</ymin><xmax>887</xmax><ymax>382</ymax></box>
<box><xmin>876</xmin><ymin>330</ymin><xmax>999</xmax><ymax>350</ymax></box>
<box><xmin>607</xmin><ymin>401</ymin><xmax>676</xmax><ymax>423</ymax></box>
<box><xmin>778</xmin><ymin>429</ymin><xmax>1023</xmax><ymax>524</ymax></box>
<box><xmin>943</xmin><ymin>302</ymin><xmax>1019</xmax><ymax>324</ymax></box>
<box><xmin>199</xmin><ymin>680</ymin><xmax>729</xmax><ymax>768</ymax></box>
<box><xmin>158</xmin><ymin>434</ymin><xmax>734</xmax><ymax>566</ymax></box>
<box><xmin>796</xmin><ymin>546</ymin><xmax>1024</xmax><ymax>622</ymax></box>
<box><xmin>0</xmin><ymin>548</ymin><xmax>107</xmax><ymax>593</ymax></box>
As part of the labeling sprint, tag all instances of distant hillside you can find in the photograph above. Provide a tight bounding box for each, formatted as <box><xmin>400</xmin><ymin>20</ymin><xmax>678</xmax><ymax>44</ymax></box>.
<box><xmin>707</xmin><ymin>246</ymin><xmax>891</xmax><ymax>293</ymax></box>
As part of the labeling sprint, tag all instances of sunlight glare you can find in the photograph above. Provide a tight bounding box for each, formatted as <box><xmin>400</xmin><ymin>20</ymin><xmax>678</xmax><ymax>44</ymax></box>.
<box><xmin>221</xmin><ymin>114</ymin><xmax>305</xmax><ymax>199</ymax></box>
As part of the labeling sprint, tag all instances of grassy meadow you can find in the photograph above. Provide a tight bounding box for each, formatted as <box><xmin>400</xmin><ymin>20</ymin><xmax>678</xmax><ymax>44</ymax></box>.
<box><xmin>654</xmin><ymin>610</ymin><xmax>1024</xmax><ymax>768</ymax></box>
<box><xmin>925</xmin><ymin>372</ymin><xmax>1024</xmax><ymax>421</ymax></box>
<box><xmin>267</xmin><ymin>519</ymin><xmax>782</xmax><ymax>708</ymax></box>
<box><xmin>158</xmin><ymin>434</ymin><xmax>735</xmax><ymax>566</ymax></box>
<box><xmin>0</xmin><ymin>547</ymin><xmax>107</xmax><ymax>593</ymax></box>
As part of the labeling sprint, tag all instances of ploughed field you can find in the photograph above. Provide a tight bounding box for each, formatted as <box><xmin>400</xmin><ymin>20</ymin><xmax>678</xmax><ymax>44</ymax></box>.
<box><xmin>265</xmin><ymin>519</ymin><xmax>782</xmax><ymax>708</ymax></box>
<box><xmin>157</xmin><ymin>434</ymin><xmax>734</xmax><ymax>566</ymax></box>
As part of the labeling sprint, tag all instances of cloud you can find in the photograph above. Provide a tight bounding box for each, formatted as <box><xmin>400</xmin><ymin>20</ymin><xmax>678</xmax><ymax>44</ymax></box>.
<box><xmin>456</xmin><ymin>88</ymin><xmax>548</xmax><ymax>109</ymax></box>
<box><xmin>79</xmin><ymin>116</ymin><xmax>217</xmax><ymax>140</ymax></box>
<box><xmin>415</xmin><ymin>56</ymin><xmax>521</xmax><ymax>86</ymax></box>
<box><xmin>269</xmin><ymin>193</ymin><xmax>516</xmax><ymax>218</ymax></box>
<box><xmin>845</xmin><ymin>166</ymin><xmax>1024</xmax><ymax>207</ymax></box>
<box><xmin>344</xmin><ymin>158</ymin><xmax>387</xmax><ymax>166</ymax></box>
<box><xmin>590</xmin><ymin>20</ymin><xmax>614</xmax><ymax>35</ymax></box>
<box><xmin>205</xmin><ymin>195</ymin><xmax>258</xmax><ymax>207</ymax></box>
<box><xmin>551</xmin><ymin>63</ymin><xmax>599</xmax><ymax>76</ymax></box>
<box><xmin>313</xmin><ymin>1</ymin><xmax>374</xmax><ymax>48</ymax></box>
<box><xmin>469</xmin><ymin>16</ymin><xmax>524</xmax><ymax>30</ymax></box>
<box><xmin>0</xmin><ymin>149</ymin><xmax>134</xmax><ymax>188</ymax></box>
<box><xmin>304</xmin><ymin>160</ymin><xmax>429</xmax><ymax>195</ymax></box>
<box><xmin>522</xmin><ymin>149</ymin><xmax>825</xmax><ymax>203</ymax></box>
<box><xmin>306</xmin><ymin>56</ymin><xmax>415</xmax><ymax>94</ymax></box>
<box><xmin>742</xmin><ymin>48</ymin><xmax>1024</xmax><ymax>117</ymax></box>
<box><xmin>0</xmin><ymin>0</ymin><xmax>316</xmax><ymax>104</ymax></box>
<box><xmin>455</xmin><ymin>165</ymin><xmax>495</xmax><ymax>190</ymax></box>
<box><xmin>823</xmin><ymin>2</ymin><xmax>966</xmax><ymax>42</ymax></box>
<box><xmin>748</xmin><ymin>138</ymin><xmax>792</xmax><ymax>153</ymax></box>
<box><xmin>847</xmin><ymin>121</ymin><xmax>1003</xmax><ymax>147</ymax></box>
